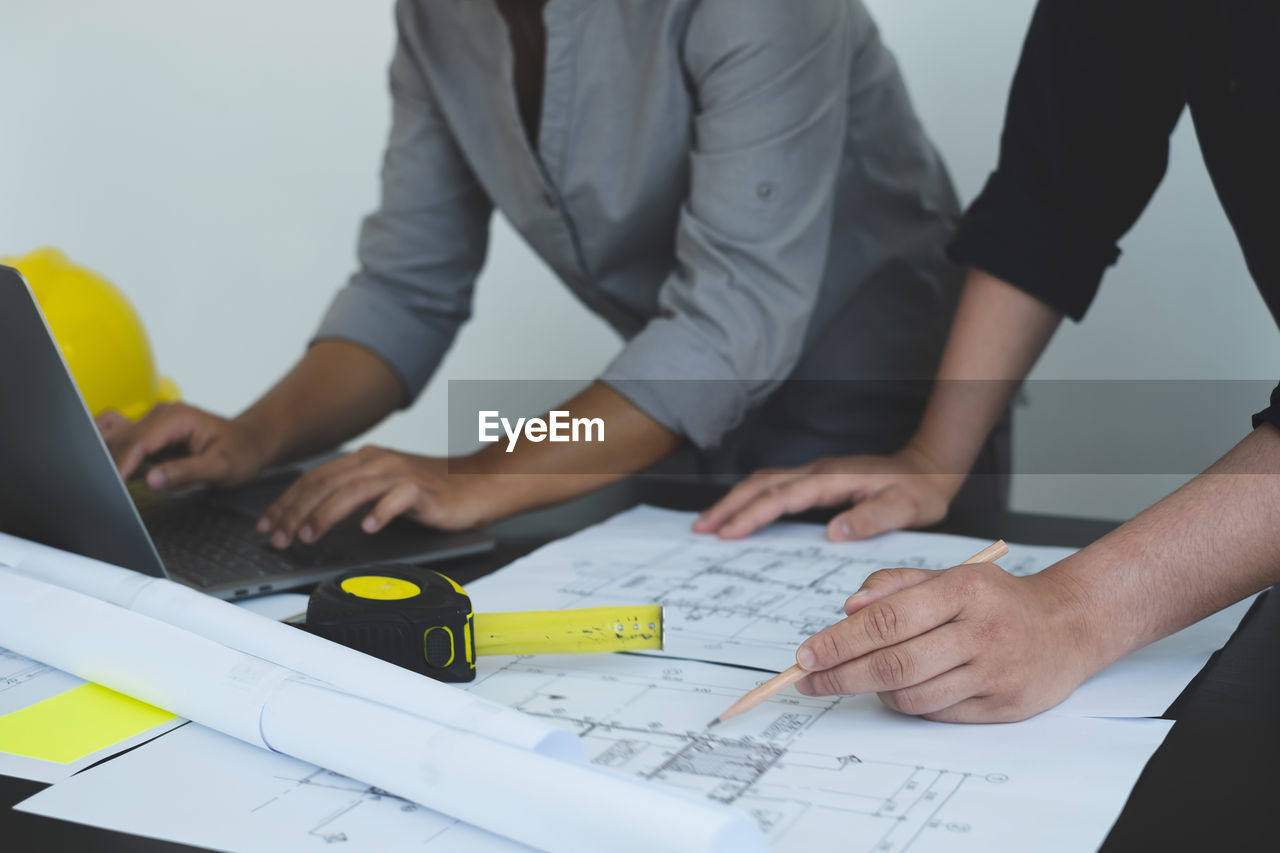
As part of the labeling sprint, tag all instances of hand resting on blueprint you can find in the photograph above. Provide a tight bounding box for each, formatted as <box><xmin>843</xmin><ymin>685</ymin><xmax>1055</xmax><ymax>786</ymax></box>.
<box><xmin>693</xmin><ymin>447</ymin><xmax>963</xmax><ymax>542</ymax></box>
<box><xmin>787</xmin><ymin>425</ymin><xmax>1280</xmax><ymax>722</ymax></box>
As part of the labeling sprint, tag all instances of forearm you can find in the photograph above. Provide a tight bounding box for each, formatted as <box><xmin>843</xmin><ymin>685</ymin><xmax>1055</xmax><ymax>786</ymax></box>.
<box><xmin>1045</xmin><ymin>424</ymin><xmax>1280</xmax><ymax>673</ymax></box>
<box><xmin>235</xmin><ymin>340</ymin><xmax>405</xmax><ymax>466</ymax></box>
<box><xmin>907</xmin><ymin>268</ymin><xmax>1062</xmax><ymax>477</ymax></box>
<box><xmin>458</xmin><ymin>382</ymin><xmax>683</xmax><ymax>521</ymax></box>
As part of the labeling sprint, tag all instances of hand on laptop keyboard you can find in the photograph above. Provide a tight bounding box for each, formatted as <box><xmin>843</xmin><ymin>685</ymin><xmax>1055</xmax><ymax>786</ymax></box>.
<box><xmin>97</xmin><ymin>402</ymin><xmax>273</xmax><ymax>491</ymax></box>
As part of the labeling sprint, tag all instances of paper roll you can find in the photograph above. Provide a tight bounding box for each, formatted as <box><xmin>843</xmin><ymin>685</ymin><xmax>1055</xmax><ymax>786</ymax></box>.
<box><xmin>0</xmin><ymin>567</ymin><xmax>294</xmax><ymax>748</ymax></box>
<box><xmin>264</xmin><ymin>680</ymin><xmax>766</xmax><ymax>853</ymax></box>
<box><xmin>0</xmin><ymin>531</ymin><xmax>580</xmax><ymax>760</ymax></box>
<box><xmin>0</xmin><ymin>568</ymin><xmax>765</xmax><ymax>853</ymax></box>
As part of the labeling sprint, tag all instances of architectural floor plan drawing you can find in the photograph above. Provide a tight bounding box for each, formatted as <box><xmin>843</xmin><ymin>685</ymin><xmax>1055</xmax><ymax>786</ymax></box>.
<box><xmin>19</xmin><ymin>721</ymin><xmax>526</xmax><ymax>853</ymax></box>
<box><xmin>18</xmin><ymin>650</ymin><xmax>1171</xmax><ymax>853</ymax></box>
<box><xmin>466</xmin><ymin>506</ymin><xmax>1254</xmax><ymax>718</ymax></box>
<box><xmin>467</xmin><ymin>654</ymin><xmax>1026</xmax><ymax>853</ymax></box>
<box><xmin>245</xmin><ymin>761</ymin><xmax>518</xmax><ymax>852</ymax></box>
<box><xmin>467</xmin><ymin>506</ymin><xmax>1077</xmax><ymax>672</ymax></box>
<box><xmin>16</xmin><ymin>508</ymin><xmax>1239</xmax><ymax>850</ymax></box>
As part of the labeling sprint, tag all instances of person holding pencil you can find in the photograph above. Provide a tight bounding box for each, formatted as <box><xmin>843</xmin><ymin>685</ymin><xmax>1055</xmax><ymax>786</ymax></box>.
<box><xmin>697</xmin><ymin>0</ymin><xmax>1280</xmax><ymax>723</ymax></box>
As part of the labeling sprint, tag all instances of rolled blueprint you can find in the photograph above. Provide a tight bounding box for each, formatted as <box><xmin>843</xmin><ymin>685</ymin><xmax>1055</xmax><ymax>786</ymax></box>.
<box><xmin>264</xmin><ymin>680</ymin><xmax>766</xmax><ymax>853</ymax></box>
<box><xmin>0</xmin><ymin>566</ymin><xmax>298</xmax><ymax>749</ymax></box>
<box><xmin>0</xmin><ymin>568</ymin><xmax>764</xmax><ymax>853</ymax></box>
<box><xmin>0</xmin><ymin>531</ymin><xmax>579</xmax><ymax>760</ymax></box>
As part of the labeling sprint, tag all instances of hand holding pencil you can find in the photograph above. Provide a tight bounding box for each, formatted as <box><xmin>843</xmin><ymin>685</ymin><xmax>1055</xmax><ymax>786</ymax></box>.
<box><xmin>713</xmin><ymin>540</ymin><xmax>1019</xmax><ymax>725</ymax></box>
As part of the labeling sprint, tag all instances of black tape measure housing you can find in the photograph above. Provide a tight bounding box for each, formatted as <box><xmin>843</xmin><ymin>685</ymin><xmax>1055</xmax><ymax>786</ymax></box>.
<box><xmin>306</xmin><ymin>565</ymin><xmax>477</xmax><ymax>682</ymax></box>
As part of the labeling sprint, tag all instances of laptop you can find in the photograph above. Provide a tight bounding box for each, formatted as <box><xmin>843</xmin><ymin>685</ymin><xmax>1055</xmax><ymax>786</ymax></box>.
<box><xmin>0</xmin><ymin>265</ymin><xmax>494</xmax><ymax>600</ymax></box>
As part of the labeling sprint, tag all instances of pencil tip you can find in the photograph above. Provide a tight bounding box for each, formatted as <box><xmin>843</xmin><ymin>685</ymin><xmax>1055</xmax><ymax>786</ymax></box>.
<box><xmin>706</xmin><ymin>718</ymin><xmax>721</xmax><ymax>729</ymax></box>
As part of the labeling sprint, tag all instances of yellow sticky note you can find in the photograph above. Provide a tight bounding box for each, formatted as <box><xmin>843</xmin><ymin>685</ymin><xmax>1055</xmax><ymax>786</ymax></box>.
<box><xmin>0</xmin><ymin>683</ymin><xmax>176</xmax><ymax>764</ymax></box>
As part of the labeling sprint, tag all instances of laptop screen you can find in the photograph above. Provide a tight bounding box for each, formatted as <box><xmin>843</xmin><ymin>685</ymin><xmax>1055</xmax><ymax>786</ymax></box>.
<box><xmin>0</xmin><ymin>266</ymin><xmax>168</xmax><ymax>577</ymax></box>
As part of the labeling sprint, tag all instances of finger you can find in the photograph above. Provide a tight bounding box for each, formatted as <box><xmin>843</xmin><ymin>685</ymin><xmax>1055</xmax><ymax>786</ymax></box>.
<box><xmin>922</xmin><ymin>691</ymin><xmax>1048</xmax><ymax>724</ymax></box>
<box><xmin>263</xmin><ymin>466</ymin><xmax>371</xmax><ymax>548</ymax></box>
<box><xmin>797</xmin><ymin>578</ymin><xmax>960</xmax><ymax>671</ymax></box>
<box><xmin>920</xmin><ymin>693</ymin><xmax>1032</xmax><ymax>724</ymax></box>
<box><xmin>95</xmin><ymin>409</ymin><xmax>130</xmax><ymax>438</ymax></box>
<box><xmin>363</xmin><ymin>482</ymin><xmax>424</xmax><ymax>533</ymax></box>
<box><xmin>843</xmin><ymin>567</ymin><xmax>935</xmax><ymax>615</ymax></box>
<box><xmin>717</xmin><ymin>476</ymin><xmax>845</xmax><ymax>540</ymax></box>
<box><xmin>693</xmin><ymin>470</ymin><xmax>799</xmax><ymax>534</ymax></box>
<box><xmin>878</xmin><ymin>665</ymin><xmax>981</xmax><ymax>717</ymax></box>
<box><xmin>827</xmin><ymin>485</ymin><xmax>920</xmax><ymax>541</ymax></box>
<box><xmin>118</xmin><ymin>409</ymin><xmax>201</xmax><ymax>482</ymax></box>
<box><xmin>297</xmin><ymin>476</ymin><xmax>397</xmax><ymax>544</ymax></box>
<box><xmin>795</xmin><ymin>624</ymin><xmax>970</xmax><ymax>697</ymax></box>
<box><xmin>258</xmin><ymin>455</ymin><xmax>375</xmax><ymax>535</ymax></box>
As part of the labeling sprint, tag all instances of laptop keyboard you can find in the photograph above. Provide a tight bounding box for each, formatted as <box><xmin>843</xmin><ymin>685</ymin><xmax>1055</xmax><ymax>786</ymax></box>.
<box><xmin>136</xmin><ymin>495</ymin><xmax>357</xmax><ymax>590</ymax></box>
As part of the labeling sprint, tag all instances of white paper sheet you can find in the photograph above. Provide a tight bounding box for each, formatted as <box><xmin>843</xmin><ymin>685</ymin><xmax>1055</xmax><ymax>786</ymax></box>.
<box><xmin>467</xmin><ymin>506</ymin><xmax>1076</xmax><ymax>672</ymax></box>
<box><xmin>0</xmin><ymin>646</ymin><xmax>182</xmax><ymax>783</ymax></box>
<box><xmin>262</xmin><ymin>680</ymin><xmax>762</xmax><ymax>853</ymax></box>
<box><xmin>465</xmin><ymin>655</ymin><xmax>1172</xmax><ymax>852</ymax></box>
<box><xmin>21</xmin><ymin>723</ymin><xmax>530</xmax><ymax>853</ymax></box>
<box><xmin>0</xmin><ymin>531</ymin><xmax>579</xmax><ymax>760</ymax></box>
<box><xmin>7</xmin><ymin>506</ymin><xmax>1240</xmax><ymax>850</ymax></box>
<box><xmin>468</xmin><ymin>506</ymin><xmax>1252</xmax><ymax>717</ymax></box>
<box><xmin>0</xmin><ymin>568</ymin><xmax>762</xmax><ymax>853</ymax></box>
<box><xmin>20</xmin><ymin>654</ymin><xmax>1172</xmax><ymax>853</ymax></box>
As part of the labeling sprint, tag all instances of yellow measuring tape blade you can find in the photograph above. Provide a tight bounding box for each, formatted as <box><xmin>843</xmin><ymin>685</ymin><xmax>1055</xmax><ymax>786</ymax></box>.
<box><xmin>472</xmin><ymin>606</ymin><xmax>663</xmax><ymax>657</ymax></box>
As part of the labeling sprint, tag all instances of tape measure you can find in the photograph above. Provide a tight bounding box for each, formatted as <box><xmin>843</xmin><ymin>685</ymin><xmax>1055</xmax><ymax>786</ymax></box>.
<box><xmin>306</xmin><ymin>565</ymin><xmax>663</xmax><ymax>683</ymax></box>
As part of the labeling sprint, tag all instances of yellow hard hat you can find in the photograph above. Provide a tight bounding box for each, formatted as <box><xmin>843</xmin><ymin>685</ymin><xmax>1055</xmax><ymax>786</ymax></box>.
<box><xmin>2</xmin><ymin>247</ymin><xmax>179</xmax><ymax>420</ymax></box>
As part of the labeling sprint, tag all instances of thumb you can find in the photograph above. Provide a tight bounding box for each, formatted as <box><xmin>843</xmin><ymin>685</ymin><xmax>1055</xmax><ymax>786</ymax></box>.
<box><xmin>842</xmin><ymin>567</ymin><xmax>934</xmax><ymax>615</ymax></box>
<box><xmin>827</xmin><ymin>486</ymin><xmax>920</xmax><ymax>542</ymax></box>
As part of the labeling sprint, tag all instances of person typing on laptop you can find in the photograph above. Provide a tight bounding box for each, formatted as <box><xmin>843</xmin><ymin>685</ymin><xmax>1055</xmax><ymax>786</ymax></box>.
<box><xmin>101</xmin><ymin>0</ymin><xmax>1009</xmax><ymax>548</ymax></box>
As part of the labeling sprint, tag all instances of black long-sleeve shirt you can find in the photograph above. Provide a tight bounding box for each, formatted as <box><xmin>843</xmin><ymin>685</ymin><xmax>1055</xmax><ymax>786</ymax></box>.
<box><xmin>949</xmin><ymin>0</ymin><xmax>1280</xmax><ymax>430</ymax></box>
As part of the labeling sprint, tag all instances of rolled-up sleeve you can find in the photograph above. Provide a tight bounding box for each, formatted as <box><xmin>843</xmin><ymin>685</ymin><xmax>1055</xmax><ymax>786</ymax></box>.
<box><xmin>599</xmin><ymin>0</ymin><xmax>851</xmax><ymax>448</ymax></box>
<box><xmin>948</xmin><ymin>0</ymin><xmax>1185</xmax><ymax>321</ymax></box>
<box><xmin>313</xmin><ymin>0</ymin><xmax>492</xmax><ymax>403</ymax></box>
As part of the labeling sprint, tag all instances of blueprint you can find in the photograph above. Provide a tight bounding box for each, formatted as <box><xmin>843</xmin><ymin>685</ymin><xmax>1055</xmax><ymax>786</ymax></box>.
<box><xmin>20</xmin><ymin>722</ymin><xmax>526</xmax><ymax>853</ymax></box>
<box><xmin>18</xmin><ymin>653</ymin><xmax>1171</xmax><ymax>852</ymax></box>
<box><xmin>2</xmin><ymin>565</ymin><xmax>745</xmax><ymax>853</ymax></box>
<box><xmin>467</xmin><ymin>506</ymin><xmax>1253</xmax><ymax>718</ymax></box>
<box><xmin>466</xmin><ymin>506</ymin><xmax>1075</xmax><ymax>673</ymax></box>
<box><xmin>15</xmin><ymin>506</ymin><xmax>1246</xmax><ymax>850</ymax></box>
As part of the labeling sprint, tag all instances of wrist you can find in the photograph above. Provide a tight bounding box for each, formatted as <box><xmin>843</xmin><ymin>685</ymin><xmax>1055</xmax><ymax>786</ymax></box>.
<box><xmin>1030</xmin><ymin>558</ymin><xmax>1122</xmax><ymax>679</ymax></box>
<box><xmin>445</xmin><ymin>453</ymin><xmax>524</xmax><ymax>526</ymax></box>
<box><xmin>231</xmin><ymin>408</ymin><xmax>288</xmax><ymax>470</ymax></box>
<box><xmin>896</xmin><ymin>439</ymin><xmax>968</xmax><ymax>501</ymax></box>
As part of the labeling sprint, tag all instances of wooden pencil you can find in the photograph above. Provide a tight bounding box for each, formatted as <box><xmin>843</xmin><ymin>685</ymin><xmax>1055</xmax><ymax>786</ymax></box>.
<box><xmin>709</xmin><ymin>538</ymin><xmax>1008</xmax><ymax>727</ymax></box>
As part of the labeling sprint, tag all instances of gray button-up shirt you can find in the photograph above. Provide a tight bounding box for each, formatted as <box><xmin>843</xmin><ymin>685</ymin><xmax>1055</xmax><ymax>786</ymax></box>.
<box><xmin>317</xmin><ymin>0</ymin><xmax>963</xmax><ymax>472</ymax></box>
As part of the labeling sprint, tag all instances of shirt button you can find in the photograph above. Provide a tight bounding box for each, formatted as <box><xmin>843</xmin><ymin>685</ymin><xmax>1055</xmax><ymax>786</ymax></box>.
<box><xmin>1227</xmin><ymin>76</ymin><xmax>1240</xmax><ymax>95</ymax></box>
<box><xmin>756</xmin><ymin>182</ymin><xmax>775</xmax><ymax>201</ymax></box>
<box><xmin>542</xmin><ymin>191</ymin><xmax>557</xmax><ymax>208</ymax></box>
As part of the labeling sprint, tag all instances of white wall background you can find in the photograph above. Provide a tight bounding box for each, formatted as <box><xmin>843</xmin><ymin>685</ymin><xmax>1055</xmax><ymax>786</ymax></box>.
<box><xmin>3</xmin><ymin>0</ymin><xmax>1277</xmax><ymax>520</ymax></box>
